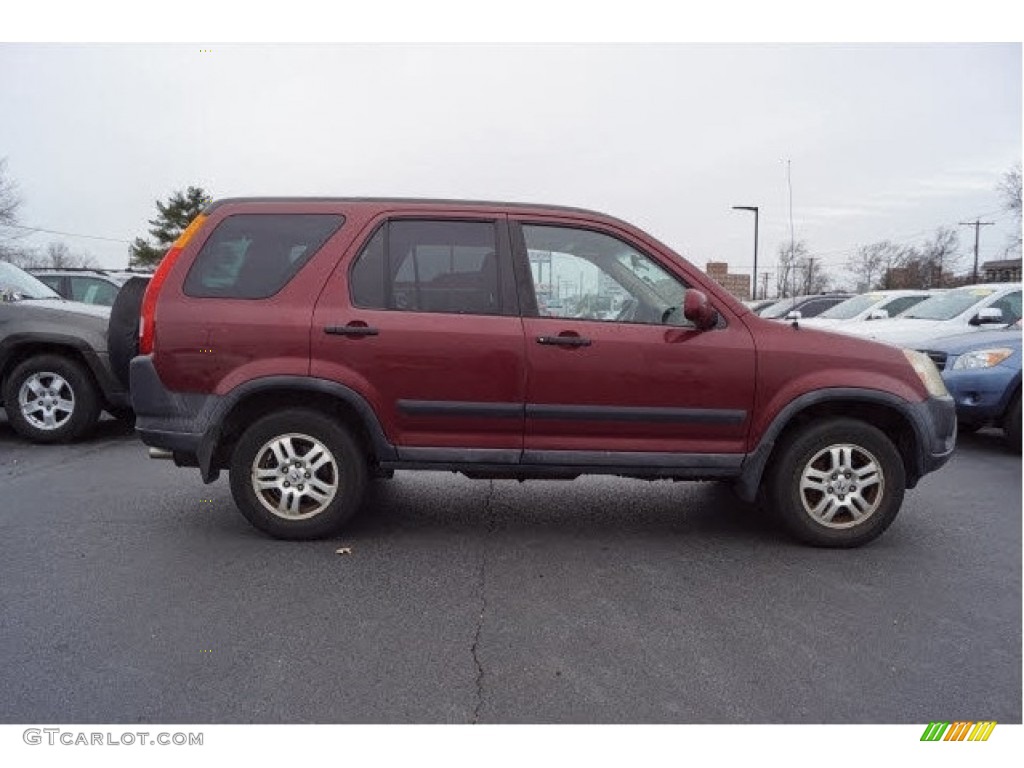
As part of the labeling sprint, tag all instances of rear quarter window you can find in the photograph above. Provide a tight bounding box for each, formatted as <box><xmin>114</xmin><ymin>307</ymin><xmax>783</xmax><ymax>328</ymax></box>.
<box><xmin>183</xmin><ymin>214</ymin><xmax>344</xmax><ymax>299</ymax></box>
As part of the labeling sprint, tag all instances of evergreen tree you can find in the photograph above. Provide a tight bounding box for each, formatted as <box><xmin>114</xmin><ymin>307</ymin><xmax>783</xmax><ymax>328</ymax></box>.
<box><xmin>130</xmin><ymin>186</ymin><xmax>212</xmax><ymax>268</ymax></box>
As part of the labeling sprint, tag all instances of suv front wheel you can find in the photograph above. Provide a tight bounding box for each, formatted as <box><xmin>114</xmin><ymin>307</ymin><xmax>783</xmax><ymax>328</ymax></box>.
<box><xmin>767</xmin><ymin>418</ymin><xmax>906</xmax><ymax>547</ymax></box>
<box><xmin>229</xmin><ymin>409</ymin><xmax>369</xmax><ymax>540</ymax></box>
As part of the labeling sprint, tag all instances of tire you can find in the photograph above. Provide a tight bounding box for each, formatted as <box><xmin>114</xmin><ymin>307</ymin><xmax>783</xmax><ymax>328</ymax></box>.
<box><xmin>228</xmin><ymin>409</ymin><xmax>368</xmax><ymax>540</ymax></box>
<box><xmin>1003</xmin><ymin>395</ymin><xmax>1021</xmax><ymax>453</ymax></box>
<box><xmin>107</xmin><ymin>276</ymin><xmax>149</xmax><ymax>389</ymax></box>
<box><xmin>766</xmin><ymin>418</ymin><xmax>906</xmax><ymax>548</ymax></box>
<box><xmin>2</xmin><ymin>354</ymin><xmax>102</xmax><ymax>443</ymax></box>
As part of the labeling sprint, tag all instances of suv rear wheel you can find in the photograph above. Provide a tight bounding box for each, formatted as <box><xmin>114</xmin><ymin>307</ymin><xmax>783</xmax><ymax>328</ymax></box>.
<box><xmin>767</xmin><ymin>418</ymin><xmax>905</xmax><ymax>547</ymax></box>
<box><xmin>228</xmin><ymin>409</ymin><xmax>368</xmax><ymax>539</ymax></box>
<box><xmin>2</xmin><ymin>354</ymin><xmax>101</xmax><ymax>443</ymax></box>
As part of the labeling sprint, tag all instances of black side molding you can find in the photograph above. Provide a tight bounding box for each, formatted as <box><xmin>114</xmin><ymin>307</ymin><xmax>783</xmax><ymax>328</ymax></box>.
<box><xmin>526</xmin><ymin>403</ymin><xmax>747</xmax><ymax>425</ymax></box>
<box><xmin>398</xmin><ymin>400</ymin><xmax>523</xmax><ymax>419</ymax></box>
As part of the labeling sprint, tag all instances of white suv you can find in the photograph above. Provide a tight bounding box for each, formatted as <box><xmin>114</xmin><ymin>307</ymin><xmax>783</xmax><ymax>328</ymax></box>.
<box><xmin>834</xmin><ymin>283</ymin><xmax>1022</xmax><ymax>348</ymax></box>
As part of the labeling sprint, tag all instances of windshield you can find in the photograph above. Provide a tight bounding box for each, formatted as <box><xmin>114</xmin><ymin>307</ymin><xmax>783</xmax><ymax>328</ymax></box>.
<box><xmin>902</xmin><ymin>287</ymin><xmax>995</xmax><ymax>321</ymax></box>
<box><xmin>761</xmin><ymin>298</ymin><xmax>799</xmax><ymax>318</ymax></box>
<box><xmin>817</xmin><ymin>293</ymin><xmax>883</xmax><ymax>320</ymax></box>
<box><xmin>0</xmin><ymin>261</ymin><xmax>62</xmax><ymax>301</ymax></box>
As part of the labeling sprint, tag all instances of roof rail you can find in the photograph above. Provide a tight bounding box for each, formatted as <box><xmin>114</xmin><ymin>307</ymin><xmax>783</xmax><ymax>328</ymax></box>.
<box><xmin>26</xmin><ymin>266</ymin><xmax>111</xmax><ymax>274</ymax></box>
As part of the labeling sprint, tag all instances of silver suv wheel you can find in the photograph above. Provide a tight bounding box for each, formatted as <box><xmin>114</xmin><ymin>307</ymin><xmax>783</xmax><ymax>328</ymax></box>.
<box><xmin>799</xmin><ymin>443</ymin><xmax>884</xmax><ymax>529</ymax></box>
<box><xmin>251</xmin><ymin>432</ymin><xmax>339</xmax><ymax>520</ymax></box>
<box><xmin>19</xmin><ymin>371</ymin><xmax>75</xmax><ymax>431</ymax></box>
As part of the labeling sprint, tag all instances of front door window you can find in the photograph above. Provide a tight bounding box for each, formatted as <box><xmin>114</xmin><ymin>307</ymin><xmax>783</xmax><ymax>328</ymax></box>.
<box><xmin>521</xmin><ymin>224</ymin><xmax>691</xmax><ymax>326</ymax></box>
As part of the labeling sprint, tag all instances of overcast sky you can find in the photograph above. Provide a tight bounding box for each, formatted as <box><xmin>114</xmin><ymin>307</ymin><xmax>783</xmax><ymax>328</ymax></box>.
<box><xmin>0</xmin><ymin>43</ymin><xmax>1019</xmax><ymax>284</ymax></box>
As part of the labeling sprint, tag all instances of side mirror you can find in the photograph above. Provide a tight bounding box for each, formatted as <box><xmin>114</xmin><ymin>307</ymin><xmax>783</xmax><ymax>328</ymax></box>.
<box><xmin>867</xmin><ymin>309</ymin><xmax>889</xmax><ymax>320</ymax></box>
<box><xmin>785</xmin><ymin>310</ymin><xmax>802</xmax><ymax>321</ymax></box>
<box><xmin>683</xmin><ymin>290</ymin><xmax>719</xmax><ymax>331</ymax></box>
<box><xmin>970</xmin><ymin>307</ymin><xmax>1004</xmax><ymax>326</ymax></box>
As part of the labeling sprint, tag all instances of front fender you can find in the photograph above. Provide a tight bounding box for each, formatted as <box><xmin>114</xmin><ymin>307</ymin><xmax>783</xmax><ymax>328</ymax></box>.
<box><xmin>735</xmin><ymin>387</ymin><xmax>952</xmax><ymax>503</ymax></box>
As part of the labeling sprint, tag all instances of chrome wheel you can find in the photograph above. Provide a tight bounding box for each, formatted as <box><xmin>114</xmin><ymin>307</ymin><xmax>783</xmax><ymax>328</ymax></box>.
<box><xmin>251</xmin><ymin>433</ymin><xmax>339</xmax><ymax>520</ymax></box>
<box><xmin>18</xmin><ymin>372</ymin><xmax>75</xmax><ymax>431</ymax></box>
<box><xmin>798</xmin><ymin>443</ymin><xmax>884</xmax><ymax>529</ymax></box>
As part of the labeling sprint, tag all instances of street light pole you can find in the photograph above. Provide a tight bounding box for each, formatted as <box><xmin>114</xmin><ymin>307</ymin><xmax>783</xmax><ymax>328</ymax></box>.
<box><xmin>732</xmin><ymin>206</ymin><xmax>759</xmax><ymax>299</ymax></box>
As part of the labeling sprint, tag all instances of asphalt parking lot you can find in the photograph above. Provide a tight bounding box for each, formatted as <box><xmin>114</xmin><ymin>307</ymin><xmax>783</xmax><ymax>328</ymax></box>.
<box><xmin>0</xmin><ymin>415</ymin><xmax>1020</xmax><ymax>724</ymax></box>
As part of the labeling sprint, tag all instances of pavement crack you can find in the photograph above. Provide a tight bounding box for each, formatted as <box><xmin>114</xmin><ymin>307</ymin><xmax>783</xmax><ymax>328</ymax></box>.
<box><xmin>470</xmin><ymin>479</ymin><xmax>495</xmax><ymax>724</ymax></box>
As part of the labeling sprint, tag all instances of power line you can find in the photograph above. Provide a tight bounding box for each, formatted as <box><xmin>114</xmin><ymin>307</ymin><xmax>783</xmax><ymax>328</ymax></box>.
<box><xmin>0</xmin><ymin>223</ymin><xmax>131</xmax><ymax>244</ymax></box>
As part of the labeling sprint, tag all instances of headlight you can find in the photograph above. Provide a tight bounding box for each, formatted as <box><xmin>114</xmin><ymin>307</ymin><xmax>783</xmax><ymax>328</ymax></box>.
<box><xmin>903</xmin><ymin>349</ymin><xmax>949</xmax><ymax>398</ymax></box>
<box><xmin>951</xmin><ymin>348</ymin><xmax>1014</xmax><ymax>370</ymax></box>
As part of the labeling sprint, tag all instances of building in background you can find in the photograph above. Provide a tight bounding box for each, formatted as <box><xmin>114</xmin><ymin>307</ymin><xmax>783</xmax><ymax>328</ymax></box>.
<box><xmin>981</xmin><ymin>258</ymin><xmax>1022</xmax><ymax>283</ymax></box>
<box><xmin>705</xmin><ymin>261</ymin><xmax>751</xmax><ymax>300</ymax></box>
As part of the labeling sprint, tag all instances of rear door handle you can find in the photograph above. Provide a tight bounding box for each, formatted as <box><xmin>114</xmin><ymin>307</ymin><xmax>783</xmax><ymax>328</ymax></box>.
<box><xmin>537</xmin><ymin>335</ymin><xmax>591</xmax><ymax>347</ymax></box>
<box><xmin>324</xmin><ymin>324</ymin><xmax>379</xmax><ymax>337</ymax></box>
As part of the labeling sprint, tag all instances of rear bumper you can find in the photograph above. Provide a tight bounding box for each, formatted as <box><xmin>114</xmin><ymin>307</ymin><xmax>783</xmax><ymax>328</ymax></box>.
<box><xmin>130</xmin><ymin>355</ymin><xmax>221</xmax><ymax>479</ymax></box>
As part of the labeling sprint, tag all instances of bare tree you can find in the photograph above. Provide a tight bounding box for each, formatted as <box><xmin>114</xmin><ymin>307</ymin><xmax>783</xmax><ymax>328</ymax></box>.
<box><xmin>42</xmin><ymin>241</ymin><xmax>97</xmax><ymax>269</ymax></box>
<box><xmin>0</xmin><ymin>245</ymin><xmax>35</xmax><ymax>268</ymax></box>
<box><xmin>0</xmin><ymin>157</ymin><xmax>20</xmax><ymax>227</ymax></box>
<box><xmin>0</xmin><ymin>157</ymin><xmax>32</xmax><ymax>266</ymax></box>
<box><xmin>0</xmin><ymin>161</ymin><xmax>99</xmax><ymax>270</ymax></box>
<box><xmin>849</xmin><ymin>241</ymin><xmax>898</xmax><ymax>291</ymax></box>
<box><xmin>919</xmin><ymin>226</ymin><xmax>961</xmax><ymax>287</ymax></box>
<box><xmin>999</xmin><ymin>162</ymin><xmax>1022</xmax><ymax>218</ymax></box>
<box><xmin>802</xmin><ymin>257</ymin><xmax>831</xmax><ymax>294</ymax></box>
<box><xmin>888</xmin><ymin>246</ymin><xmax>927</xmax><ymax>289</ymax></box>
<box><xmin>775</xmin><ymin>240</ymin><xmax>810</xmax><ymax>298</ymax></box>
<box><xmin>998</xmin><ymin>161</ymin><xmax>1022</xmax><ymax>256</ymax></box>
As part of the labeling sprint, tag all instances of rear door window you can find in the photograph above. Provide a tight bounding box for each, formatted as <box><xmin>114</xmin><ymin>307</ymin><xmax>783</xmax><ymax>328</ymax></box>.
<box><xmin>184</xmin><ymin>214</ymin><xmax>344</xmax><ymax>299</ymax></box>
<box><xmin>349</xmin><ymin>219</ymin><xmax>503</xmax><ymax>316</ymax></box>
<box><xmin>69</xmin><ymin>277</ymin><xmax>118</xmax><ymax>306</ymax></box>
<box><xmin>36</xmin><ymin>275</ymin><xmax>64</xmax><ymax>296</ymax></box>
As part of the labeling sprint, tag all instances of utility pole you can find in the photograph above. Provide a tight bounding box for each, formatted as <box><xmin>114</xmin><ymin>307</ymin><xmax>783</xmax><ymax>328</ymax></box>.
<box><xmin>960</xmin><ymin>219</ymin><xmax>995</xmax><ymax>283</ymax></box>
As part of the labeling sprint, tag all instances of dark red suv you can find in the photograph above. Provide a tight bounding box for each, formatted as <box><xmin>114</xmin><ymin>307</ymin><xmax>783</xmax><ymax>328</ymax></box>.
<box><xmin>129</xmin><ymin>198</ymin><xmax>956</xmax><ymax>547</ymax></box>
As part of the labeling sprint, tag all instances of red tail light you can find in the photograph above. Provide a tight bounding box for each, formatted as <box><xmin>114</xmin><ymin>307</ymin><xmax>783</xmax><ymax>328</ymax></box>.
<box><xmin>139</xmin><ymin>215</ymin><xmax>207</xmax><ymax>355</ymax></box>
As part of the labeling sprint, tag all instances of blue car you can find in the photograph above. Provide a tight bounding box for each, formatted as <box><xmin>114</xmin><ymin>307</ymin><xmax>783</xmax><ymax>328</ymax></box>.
<box><xmin>920</xmin><ymin>321</ymin><xmax>1021</xmax><ymax>451</ymax></box>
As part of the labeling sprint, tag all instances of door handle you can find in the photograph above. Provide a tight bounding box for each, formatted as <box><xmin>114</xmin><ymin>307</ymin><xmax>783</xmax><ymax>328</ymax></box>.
<box><xmin>537</xmin><ymin>335</ymin><xmax>591</xmax><ymax>347</ymax></box>
<box><xmin>324</xmin><ymin>323</ymin><xmax>379</xmax><ymax>337</ymax></box>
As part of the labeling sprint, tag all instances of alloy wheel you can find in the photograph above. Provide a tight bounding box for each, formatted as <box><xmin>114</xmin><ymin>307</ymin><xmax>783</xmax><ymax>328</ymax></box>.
<box><xmin>798</xmin><ymin>443</ymin><xmax>885</xmax><ymax>529</ymax></box>
<box><xmin>19</xmin><ymin>372</ymin><xmax>75</xmax><ymax>431</ymax></box>
<box><xmin>250</xmin><ymin>433</ymin><xmax>339</xmax><ymax>520</ymax></box>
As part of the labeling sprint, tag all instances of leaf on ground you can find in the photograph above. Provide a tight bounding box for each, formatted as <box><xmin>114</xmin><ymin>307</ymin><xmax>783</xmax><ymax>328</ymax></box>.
<box><xmin>335</xmin><ymin>547</ymin><xmax>352</xmax><ymax>556</ymax></box>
